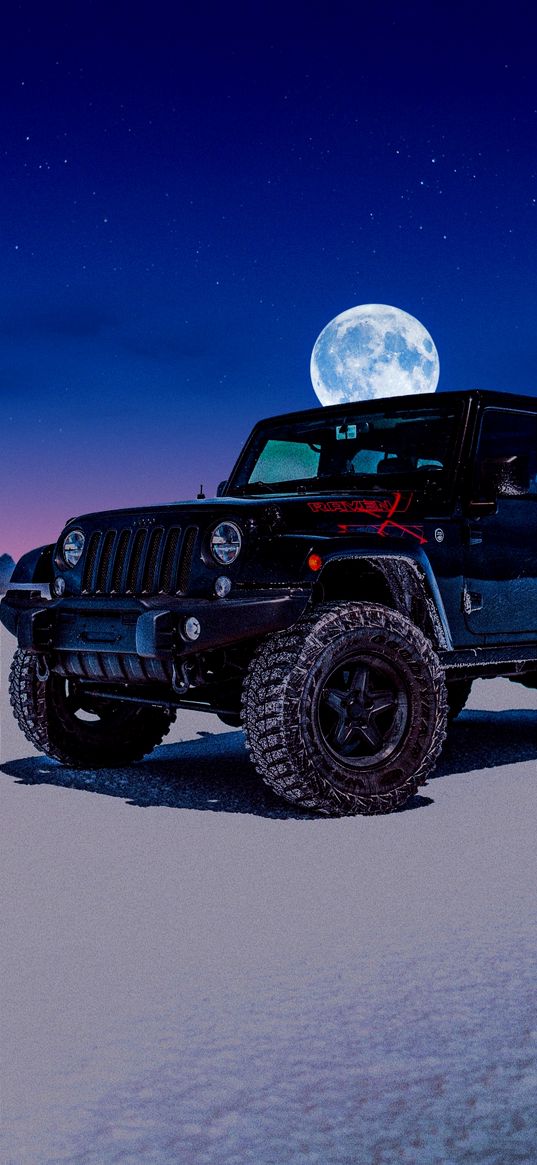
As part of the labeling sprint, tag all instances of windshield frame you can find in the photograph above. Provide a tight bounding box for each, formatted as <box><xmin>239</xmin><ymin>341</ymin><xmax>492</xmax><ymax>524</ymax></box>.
<box><xmin>225</xmin><ymin>395</ymin><xmax>467</xmax><ymax>501</ymax></box>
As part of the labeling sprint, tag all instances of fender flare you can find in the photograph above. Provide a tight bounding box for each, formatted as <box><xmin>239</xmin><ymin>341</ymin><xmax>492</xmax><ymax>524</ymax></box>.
<box><xmin>317</xmin><ymin>548</ymin><xmax>453</xmax><ymax>650</ymax></box>
<box><xmin>0</xmin><ymin>546</ymin><xmax>55</xmax><ymax>636</ymax></box>
<box><xmin>10</xmin><ymin>544</ymin><xmax>55</xmax><ymax>585</ymax></box>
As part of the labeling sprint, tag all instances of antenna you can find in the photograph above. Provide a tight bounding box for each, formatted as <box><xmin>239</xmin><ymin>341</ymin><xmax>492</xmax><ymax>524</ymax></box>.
<box><xmin>197</xmin><ymin>484</ymin><xmax>206</xmax><ymax>499</ymax></box>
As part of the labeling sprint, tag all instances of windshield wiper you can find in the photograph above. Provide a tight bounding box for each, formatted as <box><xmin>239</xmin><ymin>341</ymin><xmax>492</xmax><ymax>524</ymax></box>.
<box><xmin>232</xmin><ymin>480</ymin><xmax>280</xmax><ymax>495</ymax></box>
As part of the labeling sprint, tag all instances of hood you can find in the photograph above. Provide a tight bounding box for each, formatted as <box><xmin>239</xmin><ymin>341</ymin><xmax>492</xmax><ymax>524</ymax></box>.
<box><xmin>63</xmin><ymin>486</ymin><xmax>422</xmax><ymax>535</ymax></box>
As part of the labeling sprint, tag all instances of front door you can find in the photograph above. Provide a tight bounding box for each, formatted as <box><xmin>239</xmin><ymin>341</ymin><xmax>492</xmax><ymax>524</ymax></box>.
<box><xmin>464</xmin><ymin>405</ymin><xmax>537</xmax><ymax>638</ymax></box>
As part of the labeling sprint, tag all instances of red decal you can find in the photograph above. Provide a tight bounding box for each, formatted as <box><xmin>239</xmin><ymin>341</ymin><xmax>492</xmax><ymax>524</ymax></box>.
<box><xmin>337</xmin><ymin>522</ymin><xmax>427</xmax><ymax>543</ymax></box>
<box><xmin>309</xmin><ymin>493</ymin><xmax>427</xmax><ymax>544</ymax></box>
<box><xmin>308</xmin><ymin>493</ymin><xmax>413</xmax><ymax>516</ymax></box>
<box><xmin>378</xmin><ymin>521</ymin><xmax>427</xmax><ymax>545</ymax></box>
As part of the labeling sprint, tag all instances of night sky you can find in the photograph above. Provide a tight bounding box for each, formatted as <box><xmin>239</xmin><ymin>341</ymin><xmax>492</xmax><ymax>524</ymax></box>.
<box><xmin>2</xmin><ymin>4</ymin><xmax>537</xmax><ymax>561</ymax></box>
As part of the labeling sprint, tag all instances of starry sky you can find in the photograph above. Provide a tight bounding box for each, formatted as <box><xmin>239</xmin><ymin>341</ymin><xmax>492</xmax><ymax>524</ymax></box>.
<box><xmin>2</xmin><ymin>4</ymin><xmax>537</xmax><ymax>560</ymax></box>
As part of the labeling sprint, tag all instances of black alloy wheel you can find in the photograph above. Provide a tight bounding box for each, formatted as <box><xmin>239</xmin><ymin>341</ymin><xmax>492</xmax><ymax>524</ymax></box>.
<box><xmin>316</xmin><ymin>654</ymin><xmax>408</xmax><ymax>768</ymax></box>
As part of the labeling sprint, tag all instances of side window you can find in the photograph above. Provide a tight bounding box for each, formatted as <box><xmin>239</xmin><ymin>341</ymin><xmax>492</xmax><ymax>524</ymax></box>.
<box><xmin>474</xmin><ymin>408</ymin><xmax>537</xmax><ymax>499</ymax></box>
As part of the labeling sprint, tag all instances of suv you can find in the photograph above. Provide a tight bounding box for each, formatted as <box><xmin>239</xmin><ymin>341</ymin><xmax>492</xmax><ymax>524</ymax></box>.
<box><xmin>2</xmin><ymin>389</ymin><xmax>536</xmax><ymax>815</ymax></box>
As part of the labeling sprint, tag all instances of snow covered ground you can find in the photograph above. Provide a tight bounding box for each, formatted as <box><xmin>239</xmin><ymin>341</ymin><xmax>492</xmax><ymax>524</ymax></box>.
<box><xmin>1</xmin><ymin>625</ymin><xmax>536</xmax><ymax>1164</ymax></box>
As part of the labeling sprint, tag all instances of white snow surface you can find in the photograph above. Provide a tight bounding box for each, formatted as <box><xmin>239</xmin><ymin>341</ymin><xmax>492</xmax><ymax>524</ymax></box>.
<box><xmin>1</xmin><ymin>625</ymin><xmax>536</xmax><ymax>1164</ymax></box>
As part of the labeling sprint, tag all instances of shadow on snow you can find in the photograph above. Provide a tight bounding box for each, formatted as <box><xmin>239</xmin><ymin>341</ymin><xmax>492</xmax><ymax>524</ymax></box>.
<box><xmin>0</xmin><ymin>708</ymin><xmax>535</xmax><ymax>819</ymax></box>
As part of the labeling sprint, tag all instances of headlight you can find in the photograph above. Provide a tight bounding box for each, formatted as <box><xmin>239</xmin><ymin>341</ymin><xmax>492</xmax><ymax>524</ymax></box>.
<box><xmin>209</xmin><ymin>522</ymin><xmax>242</xmax><ymax>565</ymax></box>
<box><xmin>62</xmin><ymin>529</ymin><xmax>85</xmax><ymax>567</ymax></box>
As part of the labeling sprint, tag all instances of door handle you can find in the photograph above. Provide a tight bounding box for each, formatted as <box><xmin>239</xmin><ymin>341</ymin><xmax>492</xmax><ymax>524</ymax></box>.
<box><xmin>462</xmin><ymin>588</ymin><xmax>483</xmax><ymax>614</ymax></box>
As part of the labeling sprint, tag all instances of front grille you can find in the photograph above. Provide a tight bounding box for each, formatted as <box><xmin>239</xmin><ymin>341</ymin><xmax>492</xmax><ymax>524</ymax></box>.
<box><xmin>82</xmin><ymin>524</ymin><xmax>198</xmax><ymax>596</ymax></box>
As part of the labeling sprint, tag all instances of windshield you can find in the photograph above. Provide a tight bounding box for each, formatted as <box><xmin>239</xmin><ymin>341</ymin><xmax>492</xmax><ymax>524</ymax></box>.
<box><xmin>229</xmin><ymin>405</ymin><xmax>462</xmax><ymax>494</ymax></box>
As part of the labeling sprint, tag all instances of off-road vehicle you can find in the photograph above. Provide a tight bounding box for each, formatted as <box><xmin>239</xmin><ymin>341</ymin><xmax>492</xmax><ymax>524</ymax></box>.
<box><xmin>2</xmin><ymin>389</ymin><xmax>536</xmax><ymax>814</ymax></box>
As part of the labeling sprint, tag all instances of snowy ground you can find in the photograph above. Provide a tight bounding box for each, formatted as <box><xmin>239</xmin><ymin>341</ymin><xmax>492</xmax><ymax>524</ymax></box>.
<box><xmin>1</xmin><ymin>624</ymin><xmax>536</xmax><ymax>1165</ymax></box>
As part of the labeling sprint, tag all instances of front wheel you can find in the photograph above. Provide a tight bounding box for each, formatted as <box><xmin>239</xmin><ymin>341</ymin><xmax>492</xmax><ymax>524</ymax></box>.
<box><xmin>242</xmin><ymin>602</ymin><xmax>448</xmax><ymax>816</ymax></box>
<box><xmin>9</xmin><ymin>649</ymin><xmax>176</xmax><ymax>767</ymax></box>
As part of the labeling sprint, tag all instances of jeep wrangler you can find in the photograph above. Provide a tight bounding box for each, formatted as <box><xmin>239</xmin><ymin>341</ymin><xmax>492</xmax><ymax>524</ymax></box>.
<box><xmin>2</xmin><ymin>389</ymin><xmax>536</xmax><ymax>815</ymax></box>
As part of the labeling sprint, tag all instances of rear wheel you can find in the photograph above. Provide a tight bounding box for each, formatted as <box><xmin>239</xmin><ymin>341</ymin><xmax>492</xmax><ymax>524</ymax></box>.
<box><xmin>9</xmin><ymin>649</ymin><xmax>175</xmax><ymax>767</ymax></box>
<box><xmin>242</xmin><ymin>602</ymin><xmax>448</xmax><ymax>816</ymax></box>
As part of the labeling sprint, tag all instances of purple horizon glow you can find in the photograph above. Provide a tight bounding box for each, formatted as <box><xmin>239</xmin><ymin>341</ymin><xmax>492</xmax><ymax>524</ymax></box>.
<box><xmin>3</xmin><ymin>406</ymin><xmax>247</xmax><ymax>562</ymax></box>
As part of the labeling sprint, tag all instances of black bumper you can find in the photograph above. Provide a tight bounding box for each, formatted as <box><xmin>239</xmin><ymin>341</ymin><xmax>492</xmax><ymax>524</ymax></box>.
<box><xmin>0</xmin><ymin>589</ymin><xmax>310</xmax><ymax>658</ymax></box>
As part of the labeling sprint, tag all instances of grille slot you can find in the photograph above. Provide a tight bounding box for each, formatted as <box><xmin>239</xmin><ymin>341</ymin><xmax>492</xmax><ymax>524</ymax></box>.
<box><xmin>126</xmin><ymin>530</ymin><xmax>147</xmax><ymax>593</ymax></box>
<box><xmin>81</xmin><ymin>523</ymin><xmax>198</xmax><ymax>596</ymax></box>
<box><xmin>177</xmin><ymin>526</ymin><xmax>197</xmax><ymax>593</ymax></box>
<box><xmin>142</xmin><ymin>528</ymin><xmax>164</xmax><ymax>593</ymax></box>
<box><xmin>82</xmin><ymin>532</ymin><xmax>101</xmax><ymax>592</ymax></box>
<box><xmin>111</xmin><ymin>530</ymin><xmax>131</xmax><ymax>591</ymax></box>
<box><xmin>96</xmin><ymin>530</ymin><xmax>116</xmax><ymax>592</ymax></box>
<box><xmin>160</xmin><ymin>527</ymin><xmax>181</xmax><ymax>592</ymax></box>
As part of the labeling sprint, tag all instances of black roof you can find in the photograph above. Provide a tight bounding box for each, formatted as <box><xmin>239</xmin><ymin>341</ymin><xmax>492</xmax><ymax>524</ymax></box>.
<box><xmin>254</xmin><ymin>389</ymin><xmax>537</xmax><ymax>431</ymax></box>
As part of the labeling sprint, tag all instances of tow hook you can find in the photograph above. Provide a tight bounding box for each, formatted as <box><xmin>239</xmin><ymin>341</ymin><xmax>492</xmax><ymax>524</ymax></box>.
<box><xmin>172</xmin><ymin>660</ymin><xmax>191</xmax><ymax>695</ymax></box>
<box><xmin>36</xmin><ymin>655</ymin><xmax>50</xmax><ymax>682</ymax></box>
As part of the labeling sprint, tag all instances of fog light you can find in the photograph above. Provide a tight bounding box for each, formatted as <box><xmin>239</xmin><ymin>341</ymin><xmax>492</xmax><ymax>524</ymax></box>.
<box><xmin>215</xmin><ymin>576</ymin><xmax>231</xmax><ymax>598</ymax></box>
<box><xmin>53</xmin><ymin>577</ymin><xmax>66</xmax><ymax>596</ymax></box>
<box><xmin>184</xmin><ymin>616</ymin><xmax>201</xmax><ymax>641</ymax></box>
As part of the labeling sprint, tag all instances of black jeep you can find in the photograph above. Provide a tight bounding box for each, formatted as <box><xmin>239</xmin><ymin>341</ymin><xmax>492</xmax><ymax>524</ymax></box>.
<box><xmin>2</xmin><ymin>389</ymin><xmax>536</xmax><ymax>815</ymax></box>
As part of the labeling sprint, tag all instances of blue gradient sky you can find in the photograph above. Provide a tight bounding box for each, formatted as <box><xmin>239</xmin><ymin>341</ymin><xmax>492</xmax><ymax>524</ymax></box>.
<box><xmin>2</xmin><ymin>5</ymin><xmax>537</xmax><ymax>559</ymax></box>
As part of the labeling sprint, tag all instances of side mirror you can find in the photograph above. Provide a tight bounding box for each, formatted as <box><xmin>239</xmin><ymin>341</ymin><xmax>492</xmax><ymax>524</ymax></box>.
<box><xmin>216</xmin><ymin>480</ymin><xmax>228</xmax><ymax>497</ymax></box>
<box><xmin>468</xmin><ymin>454</ymin><xmax>529</xmax><ymax>515</ymax></box>
<box><xmin>479</xmin><ymin>455</ymin><xmax>529</xmax><ymax>499</ymax></box>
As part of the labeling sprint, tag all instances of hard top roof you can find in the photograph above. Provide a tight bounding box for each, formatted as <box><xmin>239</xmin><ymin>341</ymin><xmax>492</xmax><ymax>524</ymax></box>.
<box><xmin>254</xmin><ymin>389</ymin><xmax>537</xmax><ymax>431</ymax></box>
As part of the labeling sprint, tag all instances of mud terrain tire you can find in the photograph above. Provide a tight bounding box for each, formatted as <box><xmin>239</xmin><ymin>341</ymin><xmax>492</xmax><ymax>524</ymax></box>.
<box><xmin>9</xmin><ymin>649</ymin><xmax>175</xmax><ymax>767</ymax></box>
<box><xmin>242</xmin><ymin>602</ymin><xmax>448</xmax><ymax>816</ymax></box>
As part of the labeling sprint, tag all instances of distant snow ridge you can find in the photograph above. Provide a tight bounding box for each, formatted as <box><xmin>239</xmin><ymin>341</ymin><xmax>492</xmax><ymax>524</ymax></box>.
<box><xmin>0</xmin><ymin>554</ymin><xmax>15</xmax><ymax>591</ymax></box>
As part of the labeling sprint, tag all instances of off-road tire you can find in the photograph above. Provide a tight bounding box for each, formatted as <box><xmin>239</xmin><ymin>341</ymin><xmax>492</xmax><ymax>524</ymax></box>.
<box><xmin>9</xmin><ymin>649</ymin><xmax>176</xmax><ymax>767</ymax></box>
<box><xmin>242</xmin><ymin>602</ymin><xmax>448</xmax><ymax>816</ymax></box>
<box><xmin>446</xmin><ymin>678</ymin><xmax>473</xmax><ymax>720</ymax></box>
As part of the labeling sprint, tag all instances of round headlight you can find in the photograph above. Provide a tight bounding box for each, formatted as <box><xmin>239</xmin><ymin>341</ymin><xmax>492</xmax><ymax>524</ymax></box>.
<box><xmin>63</xmin><ymin>529</ymin><xmax>85</xmax><ymax>567</ymax></box>
<box><xmin>209</xmin><ymin>522</ymin><xmax>242</xmax><ymax>565</ymax></box>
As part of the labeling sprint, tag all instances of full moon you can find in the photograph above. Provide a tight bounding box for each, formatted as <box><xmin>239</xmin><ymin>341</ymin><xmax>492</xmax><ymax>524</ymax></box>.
<box><xmin>310</xmin><ymin>304</ymin><xmax>440</xmax><ymax>405</ymax></box>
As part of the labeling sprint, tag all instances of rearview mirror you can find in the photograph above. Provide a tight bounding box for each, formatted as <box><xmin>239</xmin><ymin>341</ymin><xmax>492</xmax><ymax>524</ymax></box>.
<box><xmin>216</xmin><ymin>480</ymin><xmax>228</xmax><ymax>497</ymax></box>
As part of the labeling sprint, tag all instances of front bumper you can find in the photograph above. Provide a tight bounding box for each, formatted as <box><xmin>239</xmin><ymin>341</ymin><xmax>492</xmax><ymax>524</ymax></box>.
<box><xmin>0</xmin><ymin>588</ymin><xmax>310</xmax><ymax>659</ymax></box>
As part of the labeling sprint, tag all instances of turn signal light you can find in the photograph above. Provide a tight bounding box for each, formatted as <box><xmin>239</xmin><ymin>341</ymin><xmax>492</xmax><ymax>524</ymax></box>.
<box><xmin>308</xmin><ymin>553</ymin><xmax>323</xmax><ymax>572</ymax></box>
